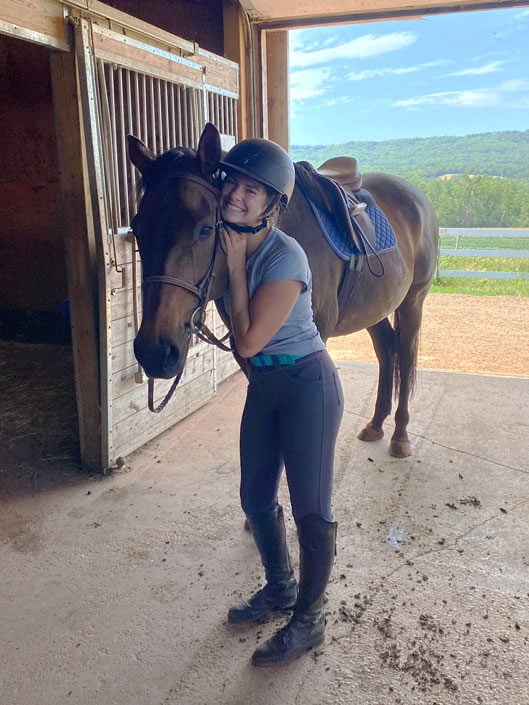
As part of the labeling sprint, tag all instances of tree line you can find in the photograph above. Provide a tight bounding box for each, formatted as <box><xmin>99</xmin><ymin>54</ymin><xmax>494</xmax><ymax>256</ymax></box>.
<box><xmin>411</xmin><ymin>174</ymin><xmax>529</xmax><ymax>228</ymax></box>
<box><xmin>291</xmin><ymin>130</ymin><xmax>529</xmax><ymax>228</ymax></box>
<box><xmin>291</xmin><ymin>130</ymin><xmax>529</xmax><ymax>180</ymax></box>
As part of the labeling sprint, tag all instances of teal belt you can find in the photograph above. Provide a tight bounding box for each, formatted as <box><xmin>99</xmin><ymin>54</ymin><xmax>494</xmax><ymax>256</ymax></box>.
<box><xmin>249</xmin><ymin>353</ymin><xmax>305</xmax><ymax>367</ymax></box>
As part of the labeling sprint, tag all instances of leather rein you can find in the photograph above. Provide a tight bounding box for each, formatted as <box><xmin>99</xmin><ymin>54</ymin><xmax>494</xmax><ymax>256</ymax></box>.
<box><xmin>140</xmin><ymin>172</ymin><xmax>233</xmax><ymax>413</ymax></box>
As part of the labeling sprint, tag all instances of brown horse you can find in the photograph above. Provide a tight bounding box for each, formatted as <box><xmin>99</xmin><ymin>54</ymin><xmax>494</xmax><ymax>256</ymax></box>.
<box><xmin>128</xmin><ymin>122</ymin><xmax>439</xmax><ymax>457</ymax></box>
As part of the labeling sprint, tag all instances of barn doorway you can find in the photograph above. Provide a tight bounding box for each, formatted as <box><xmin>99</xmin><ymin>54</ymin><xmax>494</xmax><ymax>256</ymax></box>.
<box><xmin>0</xmin><ymin>35</ymin><xmax>80</xmax><ymax>494</ymax></box>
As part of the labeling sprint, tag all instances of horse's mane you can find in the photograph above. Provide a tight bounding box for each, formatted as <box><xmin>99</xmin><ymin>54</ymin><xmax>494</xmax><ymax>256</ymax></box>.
<box><xmin>137</xmin><ymin>147</ymin><xmax>197</xmax><ymax>194</ymax></box>
<box><xmin>137</xmin><ymin>146</ymin><xmax>224</xmax><ymax>198</ymax></box>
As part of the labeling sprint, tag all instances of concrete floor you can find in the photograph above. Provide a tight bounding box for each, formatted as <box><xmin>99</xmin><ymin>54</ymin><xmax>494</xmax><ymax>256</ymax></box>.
<box><xmin>1</xmin><ymin>363</ymin><xmax>528</xmax><ymax>705</ymax></box>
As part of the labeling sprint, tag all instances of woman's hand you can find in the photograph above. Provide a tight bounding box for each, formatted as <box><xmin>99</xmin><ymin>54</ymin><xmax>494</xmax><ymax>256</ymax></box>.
<box><xmin>221</xmin><ymin>226</ymin><xmax>247</xmax><ymax>273</ymax></box>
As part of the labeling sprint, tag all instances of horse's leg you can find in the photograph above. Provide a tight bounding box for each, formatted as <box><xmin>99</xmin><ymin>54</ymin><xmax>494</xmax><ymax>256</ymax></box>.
<box><xmin>388</xmin><ymin>290</ymin><xmax>428</xmax><ymax>458</ymax></box>
<box><xmin>357</xmin><ymin>318</ymin><xmax>398</xmax><ymax>443</ymax></box>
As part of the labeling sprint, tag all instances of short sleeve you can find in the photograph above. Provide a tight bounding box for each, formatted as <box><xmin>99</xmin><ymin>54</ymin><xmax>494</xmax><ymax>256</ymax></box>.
<box><xmin>261</xmin><ymin>241</ymin><xmax>310</xmax><ymax>292</ymax></box>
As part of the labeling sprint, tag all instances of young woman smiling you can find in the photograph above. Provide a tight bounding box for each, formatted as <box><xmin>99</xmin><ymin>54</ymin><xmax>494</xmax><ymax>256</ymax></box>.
<box><xmin>219</xmin><ymin>138</ymin><xmax>344</xmax><ymax>667</ymax></box>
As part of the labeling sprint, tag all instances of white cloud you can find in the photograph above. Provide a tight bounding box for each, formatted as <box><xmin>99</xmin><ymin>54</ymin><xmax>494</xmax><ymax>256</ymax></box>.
<box><xmin>394</xmin><ymin>78</ymin><xmax>529</xmax><ymax>110</ymax></box>
<box><xmin>290</xmin><ymin>32</ymin><xmax>417</xmax><ymax>69</ymax></box>
<box><xmin>324</xmin><ymin>96</ymin><xmax>351</xmax><ymax>107</ymax></box>
<box><xmin>290</xmin><ymin>31</ymin><xmax>337</xmax><ymax>54</ymax></box>
<box><xmin>492</xmin><ymin>8</ymin><xmax>529</xmax><ymax>37</ymax></box>
<box><xmin>348</xmin><ymin>59</ymin><xmax>450</xmax><ymax>82</ymax></box>
<box><xmin>446</xmin><ymin>60</ymin><xmax>505</xmax><ymax>77</ymax></box>
<box><xmin>502</xmin><ymin>78</ymin><xmax>529</xmax><ymax>91</ymax></box>
<box><xmin>290</xmin><ymin>67</ymin><xmax>331</xmax><ymax>102</ymax></box>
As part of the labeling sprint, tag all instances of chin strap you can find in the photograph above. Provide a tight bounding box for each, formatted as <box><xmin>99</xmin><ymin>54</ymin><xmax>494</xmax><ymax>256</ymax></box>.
<box><xmin>222</xmin><ymin>218</ymin><xmax>270</xmax><ymax>234</ymax></box>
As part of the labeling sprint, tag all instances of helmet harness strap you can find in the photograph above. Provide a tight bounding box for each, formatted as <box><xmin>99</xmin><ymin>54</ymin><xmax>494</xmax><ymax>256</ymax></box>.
<box><xmin>222</xmin><ymin>217</ymin><xmax>269</xmax><ymax>234</ymax></box>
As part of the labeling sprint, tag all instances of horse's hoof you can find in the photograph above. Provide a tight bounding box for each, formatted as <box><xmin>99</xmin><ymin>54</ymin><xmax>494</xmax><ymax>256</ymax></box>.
<box><xmin>388</xmin><ymin>440</ymin><xmax>411</xmax><ymax>458</ymax></box>
<box><xmin>358</xmin><ymin>424</ymin><xmax>384</xmax><ymax>442</ymax></box>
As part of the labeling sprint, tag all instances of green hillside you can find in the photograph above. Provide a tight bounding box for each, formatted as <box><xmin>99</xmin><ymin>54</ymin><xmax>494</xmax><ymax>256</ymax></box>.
<box><xmin>290</xmin><ymin>130</ymin><xmax>529</xmax><ymax>181</ymax></box>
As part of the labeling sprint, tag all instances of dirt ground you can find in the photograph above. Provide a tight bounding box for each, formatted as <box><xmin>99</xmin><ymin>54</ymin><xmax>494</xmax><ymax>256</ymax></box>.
<box><xmin>1</xmin><ymin>295</ymin><xmax>529</xmax><ymax>705</ymax></box>
<box><xmin>327</xmin><ymin>293</ymin><xmax>529</xmax><ymax>377</ymax></box>
<box><xmin>2</xmin><ymin>355</ymin><xmax>528</xmax><ymax>705</ymax></box>
<box><xmin>0</xmin><ymin>293</ymin><xmax>527</xmax><ymax>495</ymax></box>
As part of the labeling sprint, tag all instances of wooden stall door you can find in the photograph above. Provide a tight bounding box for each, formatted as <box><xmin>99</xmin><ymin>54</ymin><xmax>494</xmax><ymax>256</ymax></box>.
<box><xmin>73</xmin><ymin>13</ymin><xmax>239</xmax><ymax>469</ymax></box>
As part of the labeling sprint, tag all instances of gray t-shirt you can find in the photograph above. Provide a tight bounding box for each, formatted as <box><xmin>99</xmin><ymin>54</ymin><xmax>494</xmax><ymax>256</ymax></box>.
<box><xmin>245</xmin><ymin>227</ymin><xmax>325</xmax><ymax>356</ymax></box>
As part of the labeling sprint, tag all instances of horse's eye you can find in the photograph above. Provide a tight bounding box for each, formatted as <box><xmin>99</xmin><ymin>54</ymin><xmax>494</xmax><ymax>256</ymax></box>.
<box><xmin>197</xmin><ymin>225</ymin><xmax>213</xmax><ymax>240</ymax></box>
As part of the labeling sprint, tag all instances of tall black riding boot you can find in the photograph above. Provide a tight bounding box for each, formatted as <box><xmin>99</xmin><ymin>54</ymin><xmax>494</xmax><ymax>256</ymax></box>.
<box><xmin>228</xmin><ymin>505</ymin><xmax>298</xmax><ymax>624</ymax></box>
<box><xmin>251</xmin><ymin>514</ymin><xmax>337</xmax><ymax>666</ymax></box>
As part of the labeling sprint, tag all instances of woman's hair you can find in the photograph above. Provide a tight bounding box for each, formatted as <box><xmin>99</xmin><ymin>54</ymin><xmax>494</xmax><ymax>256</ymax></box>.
<box><xmin>262</xmin><ymin>188</ymin><xmax>287</xmax><ymax>223</ymax></box>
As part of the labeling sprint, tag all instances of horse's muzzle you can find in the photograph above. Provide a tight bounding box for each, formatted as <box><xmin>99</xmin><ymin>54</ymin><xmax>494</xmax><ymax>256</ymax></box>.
<box><xmin>133</xmin><ymin>334</ymin><xmax>184</xmax><ymax>379</ymax></box>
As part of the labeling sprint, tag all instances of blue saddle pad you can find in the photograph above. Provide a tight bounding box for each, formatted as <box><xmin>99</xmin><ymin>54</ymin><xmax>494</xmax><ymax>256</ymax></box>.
<box><xmin>310</xmin><ymin>201</ymin><xmax>397</xmax><ymax>262</ymax></box>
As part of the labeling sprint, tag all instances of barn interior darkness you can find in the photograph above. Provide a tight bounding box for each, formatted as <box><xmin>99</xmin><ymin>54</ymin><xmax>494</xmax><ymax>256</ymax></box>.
<box><xmin>0</xmin><ymin>34</ymin><xmax>79</xmax><ymax>490</ymax></box>
<box><xmin>0</xmin><ymin>35</ymin><xmax>69</xmax><ymax>343</ymax></box>
<box><xmin>102</xmin><ymin>0</ymin><xmax>225</xmax><ymax>55</ymax></box>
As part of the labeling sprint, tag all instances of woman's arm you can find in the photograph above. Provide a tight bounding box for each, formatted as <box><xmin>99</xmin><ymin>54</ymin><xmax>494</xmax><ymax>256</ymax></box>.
<box><xmin>222</xmin><ymin>229</ymin><xmax>302</xmax><ymax>358</ymax></box>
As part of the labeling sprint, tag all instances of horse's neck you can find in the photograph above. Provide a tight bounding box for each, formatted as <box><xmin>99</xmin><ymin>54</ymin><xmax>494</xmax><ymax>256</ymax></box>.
<box><xmin>280</xmin><ymin>186</ymin><xmax>318</xmax><ymax>252</ymax></box>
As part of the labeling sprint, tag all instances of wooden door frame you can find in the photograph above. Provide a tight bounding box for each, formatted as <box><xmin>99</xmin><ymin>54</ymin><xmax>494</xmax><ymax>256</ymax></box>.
<box><xmin>51</xmin><ymin>44</ymin><xmax>103</xmax><ymax>471</ymax></box>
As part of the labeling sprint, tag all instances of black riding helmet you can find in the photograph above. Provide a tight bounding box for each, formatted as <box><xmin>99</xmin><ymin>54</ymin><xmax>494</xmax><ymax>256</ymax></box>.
<box><xmin>220</xmin><ymin>138</ymin><xmax>296</xmax><ymax>205</ymax></box>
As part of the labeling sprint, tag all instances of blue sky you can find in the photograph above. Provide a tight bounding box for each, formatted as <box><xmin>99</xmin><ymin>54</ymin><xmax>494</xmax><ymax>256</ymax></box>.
<box><xmin>289</xmin><ymin>6</ymin><xmax>529</xmax><ymax>145</ymax></box>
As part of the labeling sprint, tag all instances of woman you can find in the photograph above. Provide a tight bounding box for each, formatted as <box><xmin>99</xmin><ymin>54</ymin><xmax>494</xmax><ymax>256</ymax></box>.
<box><xmin>219</xmin><ymin>138</ymin><xmax>344</xmax><ymax>666</ymax></box>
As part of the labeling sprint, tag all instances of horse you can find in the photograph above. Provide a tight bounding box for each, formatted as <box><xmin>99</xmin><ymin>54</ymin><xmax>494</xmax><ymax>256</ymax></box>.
<box><xmin>128</xmin><ymin>122</ymin><xmax>439</xmax><ymax>457</ymax></box>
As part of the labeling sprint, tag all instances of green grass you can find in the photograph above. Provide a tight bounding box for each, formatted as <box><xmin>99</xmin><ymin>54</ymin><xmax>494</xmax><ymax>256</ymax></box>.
<box><xmin>434</xmin><ymin>243</ymin><xmax>529</xmax><ymax>296</ymax></box>
<box><xmin>433</xmin><ymin>255</ymin><xmax>529</xmax><ymax>296</ymax></box>
<box><xmin>439</xmin><ymin>236</ymin><xmax>529</xmax><ymax>250</ymax></box>
<box><xmin>431</xmin><ymin>277</ymin><xmax>529</xmax><ymax>296</ymax></box>
<box><xmin>439</xmin><ymin>255</ymin><xmax>529</xmax><ymax>273</ymax></box>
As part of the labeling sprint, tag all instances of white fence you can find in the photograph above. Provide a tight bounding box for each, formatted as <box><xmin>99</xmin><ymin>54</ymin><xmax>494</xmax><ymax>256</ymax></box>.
<box><xmin>437</xmin><ymin>227</ymin><xmax>529</xmax><ymax>280</ymax></box>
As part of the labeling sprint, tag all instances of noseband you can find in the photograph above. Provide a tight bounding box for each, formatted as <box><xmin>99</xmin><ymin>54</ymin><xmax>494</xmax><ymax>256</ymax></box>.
<box><xmin>139</xmin><ymin>172</ymin><xmax>233</xmax><ymax>412</ymax></box>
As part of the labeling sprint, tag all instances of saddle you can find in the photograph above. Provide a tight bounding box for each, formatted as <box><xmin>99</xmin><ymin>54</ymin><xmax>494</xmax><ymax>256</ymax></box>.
<box><xmin>294</xmin><ymin>158</ymin><xmax>376</xmax><ymax>270</ymax></box>
<box><xmin>318</xmin><ymin>156</ymin><xmax>363</xmax><ymax>192</ymax></box>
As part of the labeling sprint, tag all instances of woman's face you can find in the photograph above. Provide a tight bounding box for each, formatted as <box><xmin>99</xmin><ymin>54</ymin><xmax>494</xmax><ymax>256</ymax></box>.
<box><xmin>221</xmin><ymin>173</ymin><xmax>270</xmax><ymax>227</ymax></box>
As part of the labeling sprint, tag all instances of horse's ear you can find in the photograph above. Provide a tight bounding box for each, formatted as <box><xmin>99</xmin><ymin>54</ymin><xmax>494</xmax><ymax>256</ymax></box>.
<box><xmin>128</xmin><ymin>135</ymin><xmax>154</xmax><ymax>175</ymax></box>
<box><xmin>197</xmin><ymin>122</ymin><xmax>221</xmax><ymax>177</ymax></box>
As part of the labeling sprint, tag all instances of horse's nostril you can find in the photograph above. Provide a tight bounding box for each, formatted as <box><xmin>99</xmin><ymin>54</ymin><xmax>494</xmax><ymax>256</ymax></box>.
<box><xmin>134</xmin><ymin>335</ymin><xmax>181</xmax><ymax>379</ymax></box>
<box><xmin>161</xmin><ymin>339</ymin><xmax>179</xmax><ymax>371</ymax></box>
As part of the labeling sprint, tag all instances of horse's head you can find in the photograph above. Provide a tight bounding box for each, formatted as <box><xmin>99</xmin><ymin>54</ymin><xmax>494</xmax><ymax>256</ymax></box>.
<box><xmin>128</xmin><ymin>122</ymin><xmax>227</xmax><ymax>379</ymax></box>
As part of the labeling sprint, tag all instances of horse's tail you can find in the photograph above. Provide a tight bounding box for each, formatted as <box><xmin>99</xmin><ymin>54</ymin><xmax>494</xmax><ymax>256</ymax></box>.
<box><xmin>393</xmin><ymin>310</ymin><xmax>418</xmax><ymax>402</ymax></box>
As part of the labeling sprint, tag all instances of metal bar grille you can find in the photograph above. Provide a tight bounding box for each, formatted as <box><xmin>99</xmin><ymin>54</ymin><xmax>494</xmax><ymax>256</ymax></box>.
<box><xmin>94</xmin><ymin>59</ymin><xmax>238</xmax><ymax>361</ymax></box>
<box><xmin>207</xmin><ymin>92</ymin><xmax>238</xmax><ymax>137</ymax></box>
<box><xmin>95</xmin><ymin>60</ymin><xmax>241</xmax><ymax>232</ymax></box>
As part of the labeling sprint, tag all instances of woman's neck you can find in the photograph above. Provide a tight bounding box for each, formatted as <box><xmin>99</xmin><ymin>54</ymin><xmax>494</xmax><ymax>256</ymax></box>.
<box><xmin>245</xmin><ymin>226</ymin><xmax>272</xmax><ymax>258</ymax></box>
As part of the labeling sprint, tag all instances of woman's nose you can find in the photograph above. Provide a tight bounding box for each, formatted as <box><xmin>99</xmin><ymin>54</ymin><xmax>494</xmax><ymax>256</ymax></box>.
<box><xmin>229</xmin><ymin>183</ymin><xmax>244</xmax><ymax>199</ymax></box>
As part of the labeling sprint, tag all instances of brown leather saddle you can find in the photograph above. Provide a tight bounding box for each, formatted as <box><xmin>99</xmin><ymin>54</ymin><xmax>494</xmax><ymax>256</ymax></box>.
<box><xmin>318</xmin><ymin>156</ymin><xmax>363</xmax><ymax>192</ymax></box>
<box><xmin>294</xmin><ymin>157</ymin><xmax>377</xmax><ymax>271</ymax></box>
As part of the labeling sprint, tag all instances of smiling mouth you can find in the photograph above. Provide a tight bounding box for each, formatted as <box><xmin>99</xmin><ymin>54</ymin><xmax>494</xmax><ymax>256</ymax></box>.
<box><xmin>223</xmin><ymin>202</ymin><xmax>245</xmax><ymax>216</ymax></box>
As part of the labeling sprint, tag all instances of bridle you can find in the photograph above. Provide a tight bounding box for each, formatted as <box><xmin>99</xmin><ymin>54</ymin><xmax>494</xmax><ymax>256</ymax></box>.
<box><xmin>138</xmin><ymin>172</ymin><xmax>233</xmax><ymax>413</ymax></box>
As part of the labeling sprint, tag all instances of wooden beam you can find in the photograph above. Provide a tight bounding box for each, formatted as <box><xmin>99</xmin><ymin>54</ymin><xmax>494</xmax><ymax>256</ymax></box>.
<box><xmin>223</xmin><ymin>0</ymin><xmax>254</xmax><ymax>138</ymax></box>
<box><xmin>50</xmin><ymin>47</ymin><xmax>102</xmax><ymax>471</ymax></box>
<box><xmin>262</xmin><ymin>30</ymin><xmax>289</xmax><ymax>149</ymax></box>
<box><xmin>0</xmin><ymin>0</ymin><xmax>69</xmax><ymax>50</ymax></box>
<box><xmin>240</xmin><ymin>0</ymin><xmax>526</xmax><ymax>29</ymax></box>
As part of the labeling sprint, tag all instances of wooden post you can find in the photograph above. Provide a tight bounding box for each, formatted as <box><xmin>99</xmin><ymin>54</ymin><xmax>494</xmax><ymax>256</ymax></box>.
<box><xmin>73</xmin><ymin>16</ymin><xmax>115</xmax><ymax>471</ymax></box>
<box><xmin>262</xmin><ymin>30</ymin><xmax>289</xmax><ymax>149</ymax></box>
<box><xmin>223</xmin><ymin>0</ymin><xmax>253</xmax><ymax>139</ymax></box>
<box><xmin>50</xmin><ymin>47</ymin><xmax>103</xmax><ymax>471</ymax></box>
